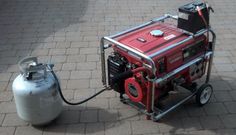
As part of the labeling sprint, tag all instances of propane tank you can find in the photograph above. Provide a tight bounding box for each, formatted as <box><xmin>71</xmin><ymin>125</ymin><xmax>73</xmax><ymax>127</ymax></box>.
<box><xmin>12</xmin><ymin>57</ymin><xmax>62</xmax><ymax>125</ymax></box>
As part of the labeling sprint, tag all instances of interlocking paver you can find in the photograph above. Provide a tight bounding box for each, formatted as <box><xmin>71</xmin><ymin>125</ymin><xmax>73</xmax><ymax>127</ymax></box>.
<box><xmin>65</xmin><ymin>124</ymin><xmax>85</xmax><ymax>135</ymax></box>
<box><xmin>56</xmin><ymin>110</ymin><xmax>80</xmax><ymax>124</ymax></box>
<box><xmin>132</xmin><ymin>120</ymin><xmax>159</xmax><ymax>134</ymax></box>
<box><xmin>80</xmin><ymin>110</ymin><xmax>98</xmax><ymax>123</ymax></box>
<box><xmin>85</xmin><ymin>123</ymin><xmax>104</xmax><ymax>135</ymax></box>
<box><xmin>203</xmin><ymin>102</ymin><xmax>228</xmax><ymax>115</ymax></box>
<box><xmin>105</xmin><ymin>121</ymin><xmax>131</xmax><ymax>135</ymax></box>
<box><xmin>15</xmin><ymin>126</ymin><xmax>43</xmax><ymax>135</ymax></box>
<box><xmin>0</xmin><ymin>127</ymin><xmax>15</xmax><ymax>135</ymax></box>
<box><xmin>0</xmin><ymin>114</ymin><xmax>5</xmax><ymax>126</ymax></box>
<box><xmin>2</xmin><ymin>113</ymin><xmax>28</xmax><ymax>126</ymax></box>
<box><xmin>220</xmin><ymin>114</ymin><xmax>236</xmax><ymax>128</ymax></box>
<box><xmin>0</xmin><ymin>102</ymin><xmax>16</xmax><ymax>113</ymax></box>
<box><xmin>199</xmin><ymin>116</ymin><xmax>224</xmax><ymax>129</ymax></box>
<box><xmin>224</xmin><ymin>102</ymin><xmax>236</xmax><ymax>113</ymax></box>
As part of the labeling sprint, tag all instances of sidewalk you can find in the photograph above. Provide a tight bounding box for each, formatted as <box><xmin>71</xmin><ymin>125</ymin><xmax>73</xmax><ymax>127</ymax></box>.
<box><xmin>0</xmin><ymin>0</ymin><xmax>236</xmax><ymax>134</ymax></box>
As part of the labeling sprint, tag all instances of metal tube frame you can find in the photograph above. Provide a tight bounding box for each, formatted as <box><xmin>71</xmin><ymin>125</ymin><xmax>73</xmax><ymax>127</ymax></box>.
<box><xmin>100</xmin><ymin>14</ymin><xmax>216</xmax><ymax>121</ymax></box>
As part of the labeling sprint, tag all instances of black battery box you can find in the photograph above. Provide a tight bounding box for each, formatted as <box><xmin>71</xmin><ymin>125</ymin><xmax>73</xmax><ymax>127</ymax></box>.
<box><xmin>177</xmin><ymin>1</ymin><xmax>209</xmax><ymax>33</ymax></box>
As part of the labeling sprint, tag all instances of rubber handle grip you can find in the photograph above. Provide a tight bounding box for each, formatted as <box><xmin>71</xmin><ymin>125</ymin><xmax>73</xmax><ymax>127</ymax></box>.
<box><xmin>112</xmin><ymin>70</ymin><xmax>133</xmax><ymax>83</ymax></box>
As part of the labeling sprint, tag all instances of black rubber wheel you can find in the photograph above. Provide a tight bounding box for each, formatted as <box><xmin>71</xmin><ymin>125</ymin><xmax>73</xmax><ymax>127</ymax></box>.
<box><xmin>196</xmin><ymin>83</ymin><xmax>213</xmax><ymax>106</ymax></box>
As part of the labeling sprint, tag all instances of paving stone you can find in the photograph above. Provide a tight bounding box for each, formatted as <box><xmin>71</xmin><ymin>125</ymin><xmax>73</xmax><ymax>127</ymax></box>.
<box><xmin>188</xmin><ymin>130</ymin><xmax>216</xmax><ymax>135</ymax></box>
<box><xmin>56</xmin><ymin>42</ymin><xmax>71</xmax><ymax>49</ymax></box>
<box><xmin>211</xmin><ymin>81</ymin><xmax>232</xmax><ymax>91</ymax></box>
<box><xmin>49</xmin><ymin>49</ymin><xmax>66</xmax><ymax>55</ymax></box>
<box><xmin>56</xmin><ymin>110</ymin><xmax>80</xmax><ymax>124</ymax></box>
<box><xmin>65</xmin><ymin>124</ymin><xmax>85</xmax><ymax>135</ymax></box>
<box><xmin>96</xmin><ymin>90</ymin><xmax>116</xmax><ymax>98</ymax></box>
<box><xmin>0</xmin><ymin>73</ymin><xmax>12</xmax><ymax>81</ymax></box>
<box><xmin>182</xmin><ymin>117</ymin><xmax>202</xmax><ymax>131</ymax></box>
<box><xmin>224</xmin><ymin>102</ymin><xmax>236</xmax><ymax>113</ymax></box>
<box><xmin>62</xmin><ymin>63</ymin><xmax>76</xmax><ymax>71</ymax></box>
<box><xmin>77</xmin><ymin>62</ymin><xmax>96</xmax><ymax>70</ymax></box>
<box><xmin>91</xmin><ymin>70</ymin><xmax>102</xmax><ymax>79</ymax></box>
<box><xmin>61</xmin><ymin>90</ymin><xmax>74</xmax><ymax>100</ymax></box>
<box><xmin>220</xmin><ymin>114</ymin><xmax>236</xmax><ymax>128</ymax></box>
<box><xmin>74</xmin><ymin>89</ymin><xmax>96</xmax><ymax>100</ymax></box>
<box><xmin>109</xmin><ymin>98</ymin><xmax>130</xmax><ymax>109</ymax></box>
<box><xmin>218</xmin><ymin>72</ymin><xmax>236</xmax><ymax>83</ymax></box>
<box><xmin>213</xmin><ymin>57</ymin><xmax>232</xmax><ymax>64</ymax></box>
<box><xmin>98</xmin><ymin>109</ymin><xmax>118</xmax><ymax>122</ymax></box>
<box><xmin>15</xmin><ymin>126</ymin><xmax>43</xmax><ymax>135</ymax></box>
<box><xmin>43</xmin><ymin>125</ymin><xmax>66</xmax><ymax>135</ymax></box>
<box><xmin>70</xmin><ymin>71</ymin><xmax>91</xmax><ymax>79</ymax></box>
<box><xmin>51</xmin><ymin>55</ymin><xmax>67</xmax><ymax>63</ymax></box>
<box><xmin>86</xmin><ymin>123</ymin><xmax>104</xmax><ymax>135</ymax></box>
<box><xmin>80</xmin><ymin>110</ymin><xmax>97</xmax><ymax>123</ymax></box>
<box><xmin>87</xmin><ymin>98</ymin><xmax>109</xmax><ymax>109</ymax></box>
<box><xmin>66</xmin><ymin>48</ymin><xmax>79</xmax><ymax>55</ymax></box>
<box><xmin>214</xmin><ymin>91</ymin><xmax>233</xmax><ymax>102</ymax></box>
<box><xmin>55</xmin><ymin>71</ymin><xmax>70</xmax><ymax>80</ymax></box>
<box><xmin>66</xmin><ymin>55</ymin><xmax>86</xmax><ymax>63</ymax></box>
<box><xmin>199</xmin><ymin>116</ymin><xmax>224</xmax><ymax>129</ymax></box>
<box><xmin>203</xmin><ymin>102</ymin><xmax>228</xmax><ymax>115</ymax></box>
<box><xmin>0</xmin><ymin>127</ymin><xmax>15</xmax><ymax>135</ymax></box>
<box><xmin>89</xmin><ymin>79</ymin><xmax>103</xmax><ymax>88</ymax></box>
<box><xmin>0</xmin><ymin>91</ymin><xmax>13</xmax><ymax>102</ymax></box>
<box><xmin>31</xmin><ymin>49</ymin><xmax>49</xmax><ymax>56</ymax></box>
<box><xmin>0</xmin><ymin>102</ymin><xmax>16</xmax><ymax>113</ymax></box>
<box><xmin>0</xmin><ymin>114</ymin><xmax>5</xmax><ymax>126</ymax></box>
<box><xmin>7</xmin><ymin>64</ymin><xmax>19</xmax><ymax>72</ymax></box>
<box><xmin>67</xmin><ymin>79</ymin><xmax>89</xmax><ymax>89</ymax></box>
<box><xmin>229</xmin><ymin>91</ymin><xmax>236</xmax><ymax>101</ymax></box>
<box><xmin>216</xmin><ymin>129</ymin><xmax>236</xmax><ymax>135</ymax></box>
<box><xmin>215</xmin><ymin>64</ymin><xmax>235</xmax><ymax>72</ymax></box>
<box><xmin>87</xmin><ymin>54</ymin><xmax>99</xmax><ymax>62</ymax></box>
<box><xmin>158</xmin><ymin>118</ymin><xmax>184</xmax><ymax>134</ymax></box>
<box><xmin>80</xmin><ymin>48</ymin><xmax>97</xmax><ymax>55</ymax></box>
<box><xmin>118</xmin><ymin>108</ymin><xmax>140</xmax><ymax>121</ymax></box>
<box><xmin>2</xmin><ymin>113</ymin><xmax>28</xmax><ymax>126</ymax></box>
<box><xmin>105</xmin><ymin>121</ymin><xmax>131</xmax><ymax>135</ymax></box>
<box><xmin>132</xmin><ymin>120</ymin><xmax>159</xmax><ymax>134</ymax></box>
<box><xmin>0</xmin><ymin>81</ymin><xmax>8</xmax><ymax>91</ymax></box>
<box><xmin>227</xmin><ymin>80</ymin><xmax>236</xmax><ymax>90</ymax></box>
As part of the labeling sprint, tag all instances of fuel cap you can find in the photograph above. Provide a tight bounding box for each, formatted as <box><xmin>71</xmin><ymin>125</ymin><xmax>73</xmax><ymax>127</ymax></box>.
<box><xmin>150</xmin><ymin>30</ymin><xmax>164</xmax><ymax>37</ymax></box>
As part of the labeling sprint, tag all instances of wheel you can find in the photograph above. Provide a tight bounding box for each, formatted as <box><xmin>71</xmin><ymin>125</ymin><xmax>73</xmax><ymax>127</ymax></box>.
<box><xmin>196</xmin><ymin>83</ymin><xmax>213</xmax><ymax>106</ymax></box>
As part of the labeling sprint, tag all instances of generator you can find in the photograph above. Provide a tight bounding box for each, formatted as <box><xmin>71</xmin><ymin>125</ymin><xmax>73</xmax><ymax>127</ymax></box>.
<box><xmin>100</xmin><ymin>1</ymin><xmax>216</xmax><ymax>121</ymax></box>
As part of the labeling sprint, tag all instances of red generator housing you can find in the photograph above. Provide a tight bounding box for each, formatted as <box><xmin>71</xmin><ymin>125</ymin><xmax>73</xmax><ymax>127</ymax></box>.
<box><xmin>100</xmin><ymin>2</ymin><xmax>216</xmax><ymax>121</ymax></box>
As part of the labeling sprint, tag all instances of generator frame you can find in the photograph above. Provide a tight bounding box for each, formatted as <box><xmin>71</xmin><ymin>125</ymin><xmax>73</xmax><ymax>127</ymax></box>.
<box><xmin>100</xmin><ymin>14</ymin><xmax>216</xmax><ymax>121</ymax></box>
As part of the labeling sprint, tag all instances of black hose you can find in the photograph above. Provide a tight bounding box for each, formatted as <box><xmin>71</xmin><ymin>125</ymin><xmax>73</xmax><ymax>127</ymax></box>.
<box><xmin>50</xmin><ymin>70</ymin><xmax>107</xmax><ymax>105</ymax></box>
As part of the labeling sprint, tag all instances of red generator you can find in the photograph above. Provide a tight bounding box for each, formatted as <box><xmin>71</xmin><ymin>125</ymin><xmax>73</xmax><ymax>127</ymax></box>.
<box><xmin>100</xmin><ymin>2</ymin><xmax>216</xmax><ymax>121</ymax></box>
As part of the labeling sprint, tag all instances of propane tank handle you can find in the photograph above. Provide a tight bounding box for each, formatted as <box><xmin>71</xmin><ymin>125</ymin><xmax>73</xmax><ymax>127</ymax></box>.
<box><xmin>26</xmin><ymin>64</ymin><xmax>47</xmax><ymax>80</ymax></box>
<box><xmin>18</xmin><ymin>56</ymin><xmax>38</xmax><ymax>74</ymax></box>
<box><xmin>18</xmin><ymin>57</ymin><xmax>47</xmax><ymax>80</ymax></box>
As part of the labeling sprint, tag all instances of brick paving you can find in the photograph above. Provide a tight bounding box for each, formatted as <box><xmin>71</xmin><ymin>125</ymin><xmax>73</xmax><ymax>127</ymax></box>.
<box><xmin>0</xmin><ymin>0</ymin><xmax>236</xmax><ymax>134</ymax></box>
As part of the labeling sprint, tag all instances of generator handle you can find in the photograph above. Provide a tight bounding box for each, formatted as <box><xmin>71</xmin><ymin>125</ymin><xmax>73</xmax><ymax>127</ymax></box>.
<box><xmin>205</xmin><ymin>29</ymin><xmax>216</xmax><ymax>83</ymax></box>
<box><xmin>109</xmin><ymin>14</ymin><xmax>176</xmax><ymax>39</ymax></box>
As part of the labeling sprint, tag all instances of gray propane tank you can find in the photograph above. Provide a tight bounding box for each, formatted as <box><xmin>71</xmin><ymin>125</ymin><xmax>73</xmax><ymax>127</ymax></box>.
<box><xmin>12</xmin><ymin>57</ymin><xmax>62</xmax><ymax>125</ymax></box>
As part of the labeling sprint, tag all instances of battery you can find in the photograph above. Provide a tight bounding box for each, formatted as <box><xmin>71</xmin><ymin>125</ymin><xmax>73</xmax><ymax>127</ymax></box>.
<box><xmin>177</xmin><ymin>1</ymin><xmax>209</xmax><ymax>33</ymax></box>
